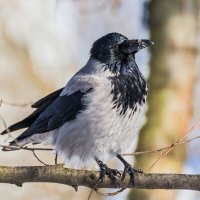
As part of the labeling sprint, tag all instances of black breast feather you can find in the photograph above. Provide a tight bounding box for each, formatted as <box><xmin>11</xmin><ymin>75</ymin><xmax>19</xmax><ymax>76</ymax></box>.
<box><xmin>109</xmin><ymin>74</ymin><xmax>147</xmax><ymax>116</ymax></box>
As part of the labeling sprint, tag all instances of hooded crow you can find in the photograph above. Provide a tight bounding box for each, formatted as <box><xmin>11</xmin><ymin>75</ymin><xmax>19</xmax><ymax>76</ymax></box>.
<box><xmin>1</xmin><ymin>32</ymin><xmax>153</xmax><ymax>185</ymax></box>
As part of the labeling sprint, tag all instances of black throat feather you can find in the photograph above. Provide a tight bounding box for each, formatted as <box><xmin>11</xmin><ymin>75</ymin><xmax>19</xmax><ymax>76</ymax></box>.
<box><xmin>108</xmin><ymin>59</ymin><xmax>147</xmax><ymax>116</ymax></box>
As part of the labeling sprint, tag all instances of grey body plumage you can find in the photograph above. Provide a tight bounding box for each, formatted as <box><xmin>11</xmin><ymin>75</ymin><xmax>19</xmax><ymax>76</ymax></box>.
<box><xmin>1</xmin><ymin>33</ymin><xmax>153</xmax><ymax>169</ymax></box>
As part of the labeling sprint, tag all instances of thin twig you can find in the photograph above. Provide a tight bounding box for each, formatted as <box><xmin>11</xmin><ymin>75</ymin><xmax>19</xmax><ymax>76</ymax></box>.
<box><xmin>123</xmin><ymin>119</ymin><xmax>200</xmax><ymax>157</ymax></box>
<box><xmin>0</xmin><ymin>144</ymin><xmax>53</xmax><ymax>165</ymax></box>
<box><xmin>122</xmin><ymin>135</ymin><xmax>200</xmax><ymax>157</ymax></box>
<box><xmin>0</xmin><ymin>100</ymin><xmax>33</xmax><ymax>107</ymax></box>
<box><xmin>0</xmin><ymin>115</ymin><xmax>7</xmax><ymax>129</ymax></box>
<box><xmin>147</xmin><ymin>119</ymin><xmax>200</xmax><ymax>171</ymax></box>
<box><xmin>95</xmin><ymin>188</ymin><xmax>126</xmax><ymax>197</ymax></box>
<box><xmin>129</xmin><ymin>140</ymin><xmax>185</xmax><ymax>156</ymax></box>
<box><xmin>0</xmin><ymin>144</ymin><xmax>51</xmax><ymax>165</ymax></box>
<box><xmin>88</xmin><ymin>180</ymin><xmax>101</xmax><ymax>200</ymax></box>
<box><xmin>0</xmin><ymin>144</ymin><xmax>52</xmax><ymax>151</ymax></box>
<box><xmin>32</xmin><ymin>150</ymin><xmax>48</xmax><ymax>166</ymax></box>
<box><xmin>122</xmin><ymin>119</ymin><xmax>200</xmax><ymax>171</ymax></box>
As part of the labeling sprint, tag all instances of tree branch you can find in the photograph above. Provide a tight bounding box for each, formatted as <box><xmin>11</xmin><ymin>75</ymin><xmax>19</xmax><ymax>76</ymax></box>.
<box><xmin>0</xmin><ymin>165</ymin><xmax>199</xmax><ymax>191</ymax></box>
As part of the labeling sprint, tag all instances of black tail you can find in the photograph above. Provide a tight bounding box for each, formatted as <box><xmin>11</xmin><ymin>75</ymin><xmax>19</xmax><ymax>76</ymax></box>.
<box><xmin>0</xmin><ymin>112</ymin><xmax>40</xmax><ymax>135</ymax></box>
<box><xmin>1</xmin><ymin>88</ymin><xmax>64</xmax><ymax>135</ymax></box>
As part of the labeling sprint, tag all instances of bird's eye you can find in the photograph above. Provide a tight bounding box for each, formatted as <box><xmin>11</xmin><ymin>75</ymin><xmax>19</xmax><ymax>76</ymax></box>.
<box><xmin>114</xmin><ymin>45</ymin><xmax>119</xmax><ymax>49</ymax></box>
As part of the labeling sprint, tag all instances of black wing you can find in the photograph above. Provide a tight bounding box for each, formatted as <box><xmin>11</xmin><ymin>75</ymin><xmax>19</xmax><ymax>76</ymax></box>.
<box><xmin>0</xmin><ymin>88</ymin><xmax>63</xmax><ymax>135</ymax></box>
<box><xmin>31</xmin><ymin>88</ymin><xmax>64</xmax><ymax>108</ymax></box>
<box><xmin>14</xmin><ymin>88</ymin><xmax>93</xmax><ymax>142</ymax></box>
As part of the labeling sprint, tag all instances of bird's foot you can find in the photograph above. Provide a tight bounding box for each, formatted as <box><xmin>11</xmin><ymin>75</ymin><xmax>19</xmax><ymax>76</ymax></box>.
<box><xmin>117</xmin><ymin>154</ymin><xmax>143</xmax><ymax>186</ymax></box>
<box><xmin>96</xmin><ymin>159</ymin><xmax>121</xmax><ymax>187</ymax></box>
<box><xmin>122</xmin><ymin>163</ymin><xmax>143</xmax><ymax>186</ymax></box>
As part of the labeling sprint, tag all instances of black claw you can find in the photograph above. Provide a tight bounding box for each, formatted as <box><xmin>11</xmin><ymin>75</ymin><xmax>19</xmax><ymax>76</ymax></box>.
<box><xmin>135</xmin><ymin>168</ymin><xmax>143</xmax><ymax>173</ymax></box>
<box><xmin>96</xmin><ymin>159</ymin><xmax>121</xmax><ymax>187</ymax></box>
<box><xmin>110</xmin><ymin>169</ymin><xmax>121</xmax><ymax>177</ymax></box>
<box><xmin>117</xmin><ymin>154</ymin><xmax>143</xmax><ymax>187</ymax></box>
<box><xmin>122</xmin><ymin>163</ymin><xmax>136</xmax><ymax>185</ymax></box>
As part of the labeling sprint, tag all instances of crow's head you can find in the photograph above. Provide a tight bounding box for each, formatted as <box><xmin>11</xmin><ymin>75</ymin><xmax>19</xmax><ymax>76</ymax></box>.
<box><xmin>90</xmin><ymin>32</ymin><xmax>153</xmax><ymax>74</ymax></box>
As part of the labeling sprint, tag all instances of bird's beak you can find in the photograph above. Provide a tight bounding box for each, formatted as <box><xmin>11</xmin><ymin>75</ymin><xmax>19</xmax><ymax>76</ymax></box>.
<box><xmin>137</xmin><ymin>39</ymin><xmax>154</xmax><ymax>49</ymax></box>
<box><xmin>119</xmin><ymin>39</ymin><xmax>154</xmax><ymax>54</ymax></box>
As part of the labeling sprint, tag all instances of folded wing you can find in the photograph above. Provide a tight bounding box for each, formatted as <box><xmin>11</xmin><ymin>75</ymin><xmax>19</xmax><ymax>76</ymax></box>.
<box><xmin>1</xmin><ymin>74</ymin><xmax>98</xmax><ymax>148</ymax></box>
<box><xmin>14</xmin><ymin>88</ymin><xmax>92</xmax><ymax>142</ymax></box>
<box><xmin>0</xmin><ymin>88</ymin><xmax>63</xmax><ymax>135</ymax></box>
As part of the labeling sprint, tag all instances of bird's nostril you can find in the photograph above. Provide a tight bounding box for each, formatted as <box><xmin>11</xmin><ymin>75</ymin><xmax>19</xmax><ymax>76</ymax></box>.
<box><xmin>138</xmin><ymin>40</ymin><xmax>154</xmax><ymax>48</ymax></box>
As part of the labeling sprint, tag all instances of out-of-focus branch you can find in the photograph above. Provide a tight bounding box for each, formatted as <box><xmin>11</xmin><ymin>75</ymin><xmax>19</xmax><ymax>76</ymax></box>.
<box><xmin>0</xmin><ymin>165</ymin><xmax>199</xmax><ymax>191</ymax></box>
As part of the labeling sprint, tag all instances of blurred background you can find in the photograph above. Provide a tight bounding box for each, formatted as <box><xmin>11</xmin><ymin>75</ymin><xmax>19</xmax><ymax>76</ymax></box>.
<box><xmin>0</xmin><ymin>0</ymin><xmax>200</xmax><ymax>199</ymax></box>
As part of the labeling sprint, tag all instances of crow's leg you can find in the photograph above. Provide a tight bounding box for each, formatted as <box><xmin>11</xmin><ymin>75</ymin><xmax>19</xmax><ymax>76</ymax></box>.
<box><xmin>117</xmin><ymin>154</ymin><xmax>143</xmax><ymax>186</ymax></box>
<box><xmin>95</xmin><ymin>158</ymin><xmax>121</xmax><ymax>187</ymax></box>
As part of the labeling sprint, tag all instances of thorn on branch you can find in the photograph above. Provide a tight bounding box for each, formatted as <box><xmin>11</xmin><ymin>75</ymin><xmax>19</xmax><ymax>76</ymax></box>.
<box><xmin>15</xmin><ymin>182</ymin><xmax>23</xmax><ymax>187</ymax></box>
<box><xmin>55</xmin><ymin>153</ymin><xmax>58</xmax><ymax>165</ymax></box>
<box><xmin>71</xmin><ymin>184</ymin><xmax>78</xmax><ymax>192</ymax></box>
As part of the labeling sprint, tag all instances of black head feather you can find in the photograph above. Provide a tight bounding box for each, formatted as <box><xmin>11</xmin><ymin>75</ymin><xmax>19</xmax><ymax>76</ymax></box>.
<box><xmin>90</xmin><ymin>32</ymin><xmax>127</xmax><ymax>66</ymax></box>
<box><xmin>90</xmin><ymin>32</ymin><xmax>153</xmax><ymax>75</ymax></box>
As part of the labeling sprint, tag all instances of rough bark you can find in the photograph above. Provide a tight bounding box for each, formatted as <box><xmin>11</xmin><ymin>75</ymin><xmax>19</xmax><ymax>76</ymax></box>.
<box><xmin>130</xmin><ymin>0</ymin><xmax>199</xmax><ymax>199</ymax></box>
<box><xmin>0</xmin><ymin>165</ymin><xmax>199</xmax><ymax>191</ymax></box>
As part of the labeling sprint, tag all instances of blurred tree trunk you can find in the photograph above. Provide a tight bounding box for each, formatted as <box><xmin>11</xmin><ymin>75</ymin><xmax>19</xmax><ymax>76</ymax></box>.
<box><xmin>129</xmin><ymin>0</ymin><xmax>199</xmax><ymax>199</ymax></box>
